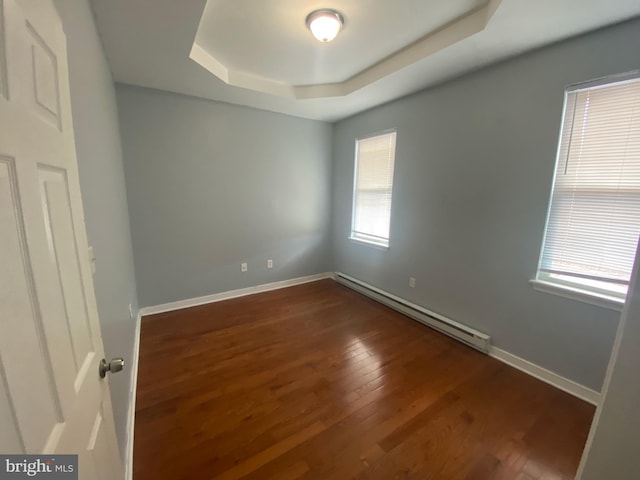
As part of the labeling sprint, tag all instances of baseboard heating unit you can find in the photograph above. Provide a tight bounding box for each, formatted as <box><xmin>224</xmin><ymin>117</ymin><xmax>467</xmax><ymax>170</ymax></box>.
<box><xmin>334</xmin><ymin>272</ymin><xmax>491</xmax><ymax>353</ymax></box>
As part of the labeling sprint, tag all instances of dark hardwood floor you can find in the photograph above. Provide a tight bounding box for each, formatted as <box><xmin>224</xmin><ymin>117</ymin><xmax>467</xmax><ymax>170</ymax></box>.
<box><xmin>133</xmin><ymin>279</ymin><xmax>594</xmax><ymax>480</ymax></box>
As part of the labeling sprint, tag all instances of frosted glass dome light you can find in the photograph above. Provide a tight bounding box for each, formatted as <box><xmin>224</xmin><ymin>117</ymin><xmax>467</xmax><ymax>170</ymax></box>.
<box><xmin>306</xmin><ymin>9</ymin><xmax>344</xmax><ymax>43</ymax></box>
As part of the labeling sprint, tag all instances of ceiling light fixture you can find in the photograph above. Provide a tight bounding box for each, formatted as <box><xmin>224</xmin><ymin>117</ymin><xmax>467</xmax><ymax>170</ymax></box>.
<box><xmin>306</xmin><ymin>9</ymin><xmax>344</xmax><ymax>43</ymax></box>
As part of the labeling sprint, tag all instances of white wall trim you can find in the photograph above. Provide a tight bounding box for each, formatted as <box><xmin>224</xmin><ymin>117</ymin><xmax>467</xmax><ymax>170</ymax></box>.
<box><xmin>124</xmin><ymin>310</ymin><xmax>142</xmax><ymax>480</ymax></box>
<box><xmin>531</xmin><ymin>279</ymin><xmax>624</xmax><ymax>312</ymax></box>
<box><xmin>575</xmin><ymin>227</ymin><xmax>640</xmax><ymax>478</ymax></box>
<box><xmin>335</xmin><ymin>272</ymin><xmax>490</xmax><ymax>353</ymax></box>
<box><xmin>334</xmin><ymin>272</ymin><xmax>601</xmax><ymax>406</ymax></box>
<box><xmin>139</xmin><ymin>272</ymin><xmax>335</xmax><ymax>317</ymax></box>
<box><xmin>489</xmin><ymin>346</ymin><xmax>600</xmax><ymax>405</ymax></box>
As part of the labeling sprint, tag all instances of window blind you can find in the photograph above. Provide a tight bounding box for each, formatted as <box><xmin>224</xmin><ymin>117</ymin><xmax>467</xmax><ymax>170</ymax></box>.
<box><xmin>538</xmin><ymin>75</ymin><xmax>640</xmax><ymax>297</ymax></box>
<box><xmin>352</xmin><ymin>131</ymin><xmax>397</xmax><ymax>245</ymax></box>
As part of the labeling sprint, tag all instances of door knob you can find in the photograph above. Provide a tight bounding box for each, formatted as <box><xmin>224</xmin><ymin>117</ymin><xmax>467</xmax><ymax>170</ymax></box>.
<box><xmin>99</xmin><ymin>358</ymin><xmax>125</xmax><ymax>378</ymax></box>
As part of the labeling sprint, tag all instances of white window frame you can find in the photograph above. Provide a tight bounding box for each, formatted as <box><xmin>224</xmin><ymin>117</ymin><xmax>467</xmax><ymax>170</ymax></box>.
<box><xmin>532</xmin><ymin>71</ymin><xmax>640</xmax><ymax>312</ymax></box>
<box><xmin>350</xmin><ymin>130</ymin><xmax>397</xmax><ymax>249</ymax></box>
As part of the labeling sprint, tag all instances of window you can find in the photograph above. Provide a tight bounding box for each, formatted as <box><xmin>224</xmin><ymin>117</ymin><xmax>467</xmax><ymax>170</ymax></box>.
<box><xmin>535</xmin><ymin>73</ymin><xmax>640</xmax><ymax>307</ymax></box>
<box><xmin>350</xmin><ymin>131</ymin><xmax>397</xmax><ymax>248</ymax></box>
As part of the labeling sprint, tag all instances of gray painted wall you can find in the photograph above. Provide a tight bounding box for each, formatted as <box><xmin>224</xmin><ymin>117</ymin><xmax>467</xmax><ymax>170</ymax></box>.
<box><xmin>332</xmin><ymin>19</ymin><xmax>640</xmax><ymax>391</ymax></box>
<box><xmin>578</xmin><ymin>239</ymin><xmax>640</xmax><ymax>479</ymax></box>
<box><xmin>116</xmin><ymin>86</ymin><xmax>333</xmax><ymax>307</ymax></box>
<box><xmin>54</xmin><ymin>0</ymin><xmax>138</xmax><ymax>458</ymax></box>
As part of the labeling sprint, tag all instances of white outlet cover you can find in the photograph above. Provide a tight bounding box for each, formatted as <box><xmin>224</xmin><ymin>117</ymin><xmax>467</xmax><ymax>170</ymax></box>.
<box><xmin>241</xmin><ymin>262</ymin><xmax>247</xmax><ymax>272</ymax></box>
<box><xmin>267</xmin><ymin>259</ymin><xmax>273</xmax><ymax>268</ymax></box>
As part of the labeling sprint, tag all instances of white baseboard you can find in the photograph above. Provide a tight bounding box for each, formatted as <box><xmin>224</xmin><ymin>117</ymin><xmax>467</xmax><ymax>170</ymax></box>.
<box><xmin>334</xmin><ymin>272</ymin><xmax>600</xmax><ymax>406</ymax></box>
<box><xmin>139</xmin><ymin>272</ymin><xmax>334</xmax><ymax>317</ymax></box>
<box><xmin>489</xmin><ymin>346</ymin><xmax>600</xmax><ymax>405</ymax></box>
<box><xmin>335</xmin><ymin>272</ymin><xmax>491</xmax><ymax>353</ymax></box>
<box><xmin>124</xmin><ymin>310</ymin><xmax>142</xmax><ymax>480</ymax></box>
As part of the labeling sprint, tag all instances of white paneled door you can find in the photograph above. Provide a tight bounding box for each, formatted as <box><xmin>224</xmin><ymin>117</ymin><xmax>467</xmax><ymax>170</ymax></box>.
<box><xmin>0</xmin><ymin>0</ymin><xmax>123</xmax><ymax>478</ymax></box>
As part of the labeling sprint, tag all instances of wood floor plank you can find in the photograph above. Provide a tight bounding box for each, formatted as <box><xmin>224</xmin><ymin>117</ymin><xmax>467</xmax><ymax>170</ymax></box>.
<box><xmin>133</xmin><ymin>279</ymin><xmax>594</xmax><ymax>479</ymax></box>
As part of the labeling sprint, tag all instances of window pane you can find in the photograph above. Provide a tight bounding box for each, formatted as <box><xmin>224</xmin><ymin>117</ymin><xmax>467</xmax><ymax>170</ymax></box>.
<box><xmin>353</xmin><ymin>190</ymin><xmax>392</xmax><ymax>239</ymax></box>
<box><xmin>538</xmin><ymin>75</ymin><xmax>640</xmax><ymax>297</ymax></box>
<box><xmin>352</xmin><ymin>132</ymin><xmax>397</xmax><ymax>244</ymax></box>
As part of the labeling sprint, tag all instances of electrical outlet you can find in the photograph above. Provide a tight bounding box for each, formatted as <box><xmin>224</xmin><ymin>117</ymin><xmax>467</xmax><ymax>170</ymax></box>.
<box><xmin>409</xmin><ymin>277</ymin><xmax>416</xmax><ymax>288</ymax></box>
<box><xmin>128</xmin><ymin>304</ymin><xmax>133</xmax><ymax>320</ymax></box>
<box><xmin>241</xmin><ymin>262</ymin><xmax>247</xmax><ymax>272</ymax></box>
<box><xmin>267</xmin><ymin>259</ymin><xmax>273</xmax><ymax>269</ymax></box>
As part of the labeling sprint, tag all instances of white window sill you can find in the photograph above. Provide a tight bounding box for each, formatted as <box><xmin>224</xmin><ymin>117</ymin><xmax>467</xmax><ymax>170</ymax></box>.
<box><xmin>530</xmin><ymin>279</ymin><xmax>624</xmax><ymax>312</ymax></box>
<box><xmin>349</xmin><ymin>236</ymin><xmax>389</xmax><ymax>250</ymax></box>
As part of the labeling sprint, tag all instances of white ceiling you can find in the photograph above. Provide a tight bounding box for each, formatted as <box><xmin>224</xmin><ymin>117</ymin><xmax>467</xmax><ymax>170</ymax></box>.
<box><xmin>90</xmin><ymin>0</ymin><xmax>640</xmax><ymax>122</ymax></box>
